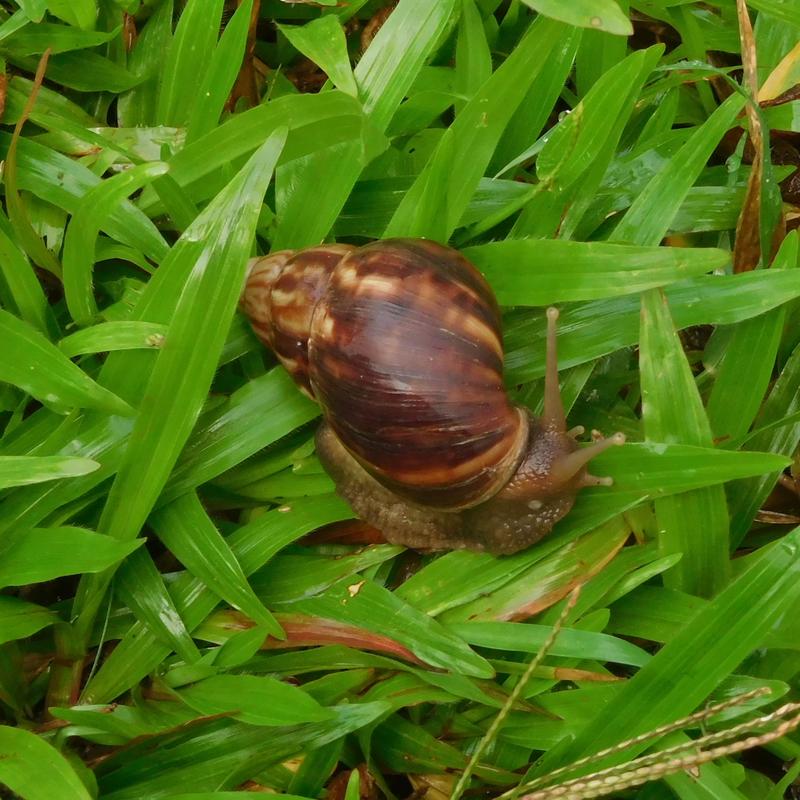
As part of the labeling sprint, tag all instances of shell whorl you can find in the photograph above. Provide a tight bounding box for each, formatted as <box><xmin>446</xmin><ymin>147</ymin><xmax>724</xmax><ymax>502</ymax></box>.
<box><xmin>242</xmin><ymin>244</ymin><xmax>355</xmax><ymax>397</ymax></box>
<box><xmin>307</xmin><ymin>239</ymin><xmax>526</xmax><ymax>510</ymax></box>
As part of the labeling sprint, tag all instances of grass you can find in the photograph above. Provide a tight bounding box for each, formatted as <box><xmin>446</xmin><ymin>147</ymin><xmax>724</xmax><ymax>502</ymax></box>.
<box><xmin>1</xmin><ymin>0</ymin><xmax>800</xmax><ymax>797</ymax></box>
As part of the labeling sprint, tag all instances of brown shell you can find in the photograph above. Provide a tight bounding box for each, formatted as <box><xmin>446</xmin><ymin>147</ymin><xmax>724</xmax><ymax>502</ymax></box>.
<box><xmin>242</xmin><ymin>244</ymin><xmax>355</xmax><ymax>397</ymax></box>
<box><xmin>307</xmin><ymin>239</ymin><xmax>525</xmax><ymax>510</ymax></box>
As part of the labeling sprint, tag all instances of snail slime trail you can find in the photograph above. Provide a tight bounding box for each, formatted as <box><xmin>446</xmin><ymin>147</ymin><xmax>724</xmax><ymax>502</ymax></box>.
<box><xmin>242</xmin><ymin>239</ymin><xmax>624</xmax><ymax>555</ymax></box>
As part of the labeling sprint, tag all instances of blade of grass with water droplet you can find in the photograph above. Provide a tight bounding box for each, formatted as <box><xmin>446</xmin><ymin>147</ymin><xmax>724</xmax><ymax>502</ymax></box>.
<box><xmin>520</xmin><ymin>0</ymin><xmax>631</xmax><ymax>35</ymax></box>
<box><xmin>58</xmin><ymin>321</ymin><xmax>167</xmax><ymax>358</ymax></box>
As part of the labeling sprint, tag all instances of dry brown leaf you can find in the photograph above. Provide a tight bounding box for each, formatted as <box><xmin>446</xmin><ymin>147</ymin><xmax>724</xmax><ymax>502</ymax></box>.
<box><xmin>759</xmin><ymin>40</ymin><xmax>800</xmax><ymax>102</ymax></box>
<box><xmin>733</xmin><ymin>0</ymin><xmax>764</xmax><ymax>274</ymax></box>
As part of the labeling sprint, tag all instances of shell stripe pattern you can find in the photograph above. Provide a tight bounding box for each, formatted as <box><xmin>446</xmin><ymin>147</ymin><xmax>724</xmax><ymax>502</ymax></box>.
<box><xmin>308</xmin><ymin>239</ymin><xmax>524</xmax><ymax>510</ymax></box>
<box><xmin>244</xmin><ymin>244</ymin><xmax>355</xmax><ymax>397</ymax></box>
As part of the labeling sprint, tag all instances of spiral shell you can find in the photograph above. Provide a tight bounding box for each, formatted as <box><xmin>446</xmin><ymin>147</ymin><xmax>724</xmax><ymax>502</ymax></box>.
<box><xmin>242</xmin><ymin>244</ymin><xmax>354</xmax><ymax>397</ymax></box>
<box><xmin>244</xmin><ymin>239</ymin><xmax>527</xmax><ymax>509</ymax></box>
<box><xmin>242</xmin><ymin>238</ymin><xmax>624</xmax><ymax>553</ymax></box>
<box><xmin>309</xmin><ymin>239</ymin><xmax>527</xmax><ymax>509</ymax></box>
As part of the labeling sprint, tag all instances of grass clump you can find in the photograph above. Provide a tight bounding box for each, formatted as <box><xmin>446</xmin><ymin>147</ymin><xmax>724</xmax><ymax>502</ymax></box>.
<box><xmin>1</xmin><ymin>0</ymin><xmax>800</xmax><ymax>798</ymax></box>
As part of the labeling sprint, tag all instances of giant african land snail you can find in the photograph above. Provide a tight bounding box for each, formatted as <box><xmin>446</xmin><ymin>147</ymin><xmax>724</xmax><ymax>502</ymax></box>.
<box><xmin>241</xmin><ymin>238</ymin><xmax>623</xmax><ymax>554</ymax></box>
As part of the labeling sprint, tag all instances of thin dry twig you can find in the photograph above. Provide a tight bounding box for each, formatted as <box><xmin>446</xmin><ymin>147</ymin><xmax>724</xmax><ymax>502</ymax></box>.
<box><xmin>519</xmin><ymin>701</ymin><xmax>800</xmax><ymax>799</ymax></box>
<box><xmin>498</xmin><ymin>686</ymin><xmax>772</xmax><ymax>798</ymax></box>
<box><xmin>733</xmin><ymin>0</ymin><xmax>765</xmax><ymax>273</ymax></box>
<box><xmin>451</xmin><ymin>587</ymin><xmax>582</xmax><ymax>800</ymax></box>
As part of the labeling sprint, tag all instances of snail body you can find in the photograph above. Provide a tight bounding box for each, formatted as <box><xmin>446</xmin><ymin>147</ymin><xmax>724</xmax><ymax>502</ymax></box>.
<box><xmin>242</xmin><ymin>238</ymin><xmax>622</xmax><ymax>555</ymax></box>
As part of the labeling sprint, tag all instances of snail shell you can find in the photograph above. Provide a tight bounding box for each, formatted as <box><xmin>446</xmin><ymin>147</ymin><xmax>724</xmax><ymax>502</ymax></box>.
<box><xmin>242</xmin><ymin>238</ymin><xmax>622</xmax><ymax>554</ymax></box>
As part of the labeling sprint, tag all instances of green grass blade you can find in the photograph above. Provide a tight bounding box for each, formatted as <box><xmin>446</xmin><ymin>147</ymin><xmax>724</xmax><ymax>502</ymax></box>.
<box><xmin>271</xmin><ymin>0</ymin><xmax>455</xmax><ymax>249</ymax></box>
<box><xmin>354</xmin><ymin>0</ymin><xmax>457</xmax><ymax>131</ymax></box>
<box><xmin>45</xmin><ymin>0</ymin><xmax>96</xmax><ymax>30</ymax></box>
<box><xmin>706</xmin><ymin>233</ymin><xmax>798</xmax><ymax>441</ymax></box>
<box><xmin>0</xmin><ymin>725</ymin><xmax>91</xmax><ymax>800</ymax></box>
<box><xmin>612</xmin><ymin>92</ymin><xmax>746</xmax><ymax>245</ymax></box>
<box><xmin>177</xmin><ymin>674</ymin><xmax>334</xmax><ymax>726</ymax></box>
<box><xmin>0</xmin><ymin>527</ymin><xmax>139</xmax><ymax>587</ymax></box>
<box><xmin>454</xmin><ymin>0</ymin><xmax>492</xmax><ymax>113</ymax></box>
<box><xmin>62</xmin><ymin>162</ymin><xmax>168</xmax><ymax>326</ymax></box>
<box><xmin>520</xmin><ymin>0</ymin><xmax>632</xmax><ymax>34</ymax></box>
<box><xmin>83</xmin><ymin>497</ymin><xmax>352</xmax><ymax>703</ymax></box>
<box><xmin>94</xmin><ymin>703</ymin><xmax>390</xmax><ymax>798</ymax></box>
<box><xmin>465</xmin><ymin>240</ymin><xmax>729</xmax><ymax>304</ymax></box>
<box><xmin>594</xmin><ymin>443</ymin><xmax>789</xmax><ymax>495</ymax></box>
<box><xmin>640</xmin><ymin>288</ymin><xmax>729</xmax><ymax>595</ymax></box>
<box><xmin>117</xmin><ymin>0</ymin><xmax>173</xmax><ymax>127</ymax></box>
<box><xmin>115</xmin><ymin>547</ymin><xmax>202</xmax><ymax>664</ymax></box>
<box><xmin>0</xmin><ymin>596</ymin><xmax>57</xmax><ymax>646</ymax></box>
<box><xmin>163</xmin><ymin>368</ymin><xmax>319</xmax><ymax>502</ymax></box>
<box><xmin>531</xmin><ymin>524</ymin><xmax>800</xmax><ymax>776</ymax></box>
<box><xmin>505</xmin><ymin>270</ymin><xmax>800</xmax><ymax>381</ymax></box>
<box><xmin>386</xmin><ymin>16</ymin><xmax>565</xmax><ymax>239</ymax></box>
<box><xmin>2</xmin><ymin>22</ymin><xmax>118</xmax><ymax>56</ymax></box>
<box><xmin>0</xmin><ymin>209</ymin><xmax>56</xmax><ymax>337</ymax></box>
<box><xmin>278</xmin><ymin>14</ymin><xmax>358</xmax><ymax>97</ymax></box>
<box><xmin>0</xmin><ymin>310</ymin><xmax>133</xmax><ymax>416</ymax></box>
<box><xmin>139</xmin><ymin>92</ymin><xmax>365</xmax><ymax>212</ymax></box>
<box><xmin>729</xmin><ymin>340</ymin><xmax>800</xmax><ymax>547</ymax></box>
<box><xmin>156</xmin><ymin>0</ymin><xmax>224</xmax><ymax>126</ymax></box>
<box><xmin>0</xmin><ymin>133</ymin><xmax>169</xmax><ymax>262</ymax></box>
<box><xmin>186</xmin><ymin>0</ymin><xmax>253</xmax><ymax>143</ymax></box>
<box><xmin>278</xmin><ymin>578</ymin><xmax>494</xmax><ymax>678</ymax></box>
<box><xmin>58</xmin><ymin>322</ymin><xmax>167</xmax><ymax>358</ymax></box>
<box><xmin>151</xmin><ymin>493</ymin><xmax>282</xmax><ymax>637</ymax></box>
<box><xmin>448</xmin><ymin>621</ymin><xmax>650</xmax><ymax>667</ymax></box>
<box><xmin>72</xmin><ymin>130</ymin><xmax>287</xmax><ymax>644</ymax></box>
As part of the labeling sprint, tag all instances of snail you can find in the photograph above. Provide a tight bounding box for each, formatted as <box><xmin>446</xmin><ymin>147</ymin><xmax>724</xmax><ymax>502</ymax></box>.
<box><xmin>241</xmin><ymin>238</ymin><xmax>624</xmax><ymax>555</ymax></box>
